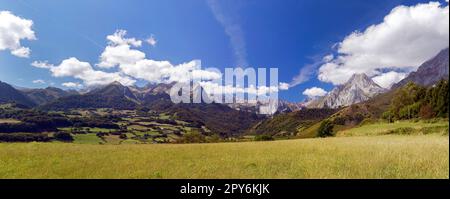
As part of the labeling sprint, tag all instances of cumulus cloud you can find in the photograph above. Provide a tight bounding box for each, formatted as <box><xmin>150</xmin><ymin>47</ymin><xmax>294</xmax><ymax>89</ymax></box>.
<box><xmin>62</xmin><ymin>82</ymin><xmax>83</xmax><ymax>88</ymax></box>
<box><xmin>318</xmin><ymin>1</ymin><xmax>449</xmax><ymax>85</ymax></box>
<box><xmin>49</xmin><ymin>57</ymin><xmax>92</xmax><ymax>77</ymax></box>
<box><xmin>303</xmin><ymin>87</ymin><xmax>328</xmax><ymax>98</ymax></box>
<box><xmin>32</xmin><ymin>79</ymin><xmax>45</xmax><ymax>84</ymax></box>
<box><xmin>97</xmin><ymin>30</ymin><xmax>145</xmax><ymax>68</ymax></box>
<box><xmin>372</xmin><ymin>71</ymin><xmax>407</xmax><ymax>89</ymax></box>
<box><xmin>32</xmin><ymin>57</ymin><xmax>136</xmax><ymax>86</ymax></box>
<box><xmin>323</xmin><ymin>54</ymin><xmax>334</xmax><ymax>62</ymax></box>
<box><xmin>106</xmin><ymin>29</ymin><xmax>142</xmax><ymax>47</ymax></box>
<box><xmin>120</xmin><ymin>59</ymin><xmax>208</xmax><ymax>83</ymax></box>
<box><xmin>96</xmin><ymin>30</ymin><xmax>222</xmax><ymax>84</ymax></box>
<box><xmin>33</xmin><ymin>30</ymin><xmax>222</xmax><ymax>87</ymax></box>
<box><xmin>0</xmin><ymin>11</ymin><xmax>36</xmax><ymax>58</ymax></box>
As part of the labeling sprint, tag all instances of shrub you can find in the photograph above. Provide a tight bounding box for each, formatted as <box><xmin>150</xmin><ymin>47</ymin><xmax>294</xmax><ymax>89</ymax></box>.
<box><xmin>421</xmin><ymin>126</ymin><xmax>449</xmax><ymax>135</ymax></box>
<box><xmin>317</xmin><ymin>119</ymin><xmax>334</xmax><ymax>138</ymax></box>
<box><xmin>176</xmin><ymin>132</ymin><xmax>206</xmax><ymax>143</ymax></box>
<box><xmin>53</xmin><ymin>132</ymin><xmax>73</xmax><ymax>142</ymax></box>
<box><xmin>333</xmin><ymin>116</ymin><xmax>347</xmax><ymax>125</ymax></box>
<box><xmin>0</xmin><ymin>133</ymin><xmax>51</xmax><ymax>142</ymax></box>
<box><xmin>386</xmin><ymin>127</ymin><xmax>418</xmax><ymax>135</ymax></box>
<box><xmin>254</xmin><ymin>135</ymin><xmax>274</xmax><ymax>141</ymax></box>
<box><xmin>382</xmin><ymin>111</ymin><xmax>394</xmax><ymax>123</ymax></box>
<box><xmin>96</xmin><ymin>132</ymin><xmax>109</xmax><ymax>137</ymax></box>
<box><xmin>353</xmin><ymin>113</ymin><xmax>365</xmax><ymax>124</ymax></box>
<box><xmin>206</xmin><ymin>134</ymin><xmax>222</xmax><ymax>143</ymax></box>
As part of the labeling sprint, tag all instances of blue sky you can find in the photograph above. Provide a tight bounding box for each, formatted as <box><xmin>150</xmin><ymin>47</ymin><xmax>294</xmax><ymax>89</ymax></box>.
<box><xmin>0</xmin><ymin>0</ymin><xmax>448</xmax><ymax>102</ymax></box>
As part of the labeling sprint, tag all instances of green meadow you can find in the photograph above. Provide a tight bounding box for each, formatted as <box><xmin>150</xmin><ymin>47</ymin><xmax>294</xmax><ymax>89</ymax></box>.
<box><xmin>337</xmin><ymin>120</ymin><xmax>449</xmax><ymax>137</ymax></box>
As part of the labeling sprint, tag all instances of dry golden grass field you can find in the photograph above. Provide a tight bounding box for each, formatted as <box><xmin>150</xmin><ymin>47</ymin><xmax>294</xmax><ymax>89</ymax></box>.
<box><xmin>0</xmin><ymin>132</ymin><xmax>448</xmax><ymax>179</ymax></box>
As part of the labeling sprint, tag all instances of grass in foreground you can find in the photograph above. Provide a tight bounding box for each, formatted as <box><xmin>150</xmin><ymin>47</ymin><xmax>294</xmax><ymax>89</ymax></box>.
<box><xmin>0</xmin><ymin>135</ymin><xmax>448</xmax><ymax>179</ymax></box>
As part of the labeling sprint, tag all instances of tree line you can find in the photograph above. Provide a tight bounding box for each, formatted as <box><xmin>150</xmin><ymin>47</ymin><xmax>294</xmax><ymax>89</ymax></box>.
<box><xmin>382</xmin><ymin>80</ymin><xmax>449</xmax><ymax>122</ymax></box>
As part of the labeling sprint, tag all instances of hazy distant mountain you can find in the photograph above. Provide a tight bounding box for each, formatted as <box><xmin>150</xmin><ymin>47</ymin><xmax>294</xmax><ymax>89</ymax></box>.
<box><xmin>21</xmin><ymin>87</ymin><xmax>78</xmax><ymax>105</ymax></box>
<box><xmin>392</xmin><ymin>48</ymin><xmax>449</xmax><ymax>89</ymax></box>
<box><xmin>227</xmin><ymin>99</ymin><xmax>303</xmax><ymax>115</ymax></box>
<box><xmin>0</xmin><ymin>81</ymin><xmax>35</xmax><ymax>107</ymax></box>
<box><xmin>307</xmin><ymin>73</ymin><xmax>387</xmax><ymax>108</ymax></box>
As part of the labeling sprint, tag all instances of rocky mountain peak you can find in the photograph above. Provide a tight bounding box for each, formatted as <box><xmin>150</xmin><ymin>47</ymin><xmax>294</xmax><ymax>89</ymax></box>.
<box><xmin>307</xmin><ymin>73</ymin><xmax>386</xmax><ymax>109</ymax></box>
<box><xmin>348</xmin><ymin>73</ymin><xmax>371</xmax><ymax>84</ymax></box>
<box><xmin>110</xmin><ymin>81</ymin><xmax>123</xmax><ymax>86</ymax></box>
<box><xmin>392</xmin><ymin>47</ymin><xmax>449</xmax><ymax>89</ymax></box>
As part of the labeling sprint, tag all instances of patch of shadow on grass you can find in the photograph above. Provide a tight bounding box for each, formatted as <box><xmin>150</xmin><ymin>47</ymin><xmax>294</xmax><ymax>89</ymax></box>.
<box><xmin>421</xmin><ymin>126</ymin><xmax>449</xmax><ymax>135</ymax></box>
<box><xmin>385</xmin><ymin>127</ymin><xmax>419</xmax><ymax>135</ymax></box>
<box><xmin>384</xmin><ymin>126</ymin><xmax>449</xmax><ymax>136</ymax></box>
<box><xmin>245</xmin><ymin>163</ymin><xmax>257</xmax><ymax>169</ymax></box>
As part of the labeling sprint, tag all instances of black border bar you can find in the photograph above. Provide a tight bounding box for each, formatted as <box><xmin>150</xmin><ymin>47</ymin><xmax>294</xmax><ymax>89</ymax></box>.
<box><xmin>0</xmin><ymin>179</ymin><xmax>448</xmax><ymax>198</ymax></box>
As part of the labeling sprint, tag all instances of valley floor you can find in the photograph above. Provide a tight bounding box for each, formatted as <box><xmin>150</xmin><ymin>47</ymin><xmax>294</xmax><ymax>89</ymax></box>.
<box><xmin>0</xmin><ymin>134</ymin><xmax>448</xmax><ymax>179</ymax></box>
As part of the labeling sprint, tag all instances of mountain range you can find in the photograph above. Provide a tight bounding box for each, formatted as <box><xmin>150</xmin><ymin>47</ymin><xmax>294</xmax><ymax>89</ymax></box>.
<box><xmin>1</xmin><ymin>47</ymin><xmax>448</xmax><ymax>112</ymax></box>
<box><xmin>0</xmin><ymin>47</ymin><xmax>448</xmax><ymax>137</ymax></box>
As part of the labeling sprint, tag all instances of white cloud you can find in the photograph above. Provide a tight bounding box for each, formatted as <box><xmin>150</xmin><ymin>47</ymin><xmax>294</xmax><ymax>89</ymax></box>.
<box><xmin>323</xmin><ymin>54</ymin><xmax>334</xmax><ymax>62</ymax></box>
<box><xmin>0</xmin><ymin>11</ymin><xmax>36</xmax><ymax>58</ymax></box>
<box><xmin>33</xmin><ymin>30</ymin><xmax>223</xmax><ymax>87</ymax></box>
<box><xmin>318</xmin><ymin>1</ymin><xmax>449</xmax><ymax>85</ymax></box>
<box><xmin>95</xmin><ymin>29</ymin><xmax>222</xmax><ymax>84</ymax></box>
<box><xmin>97</xmin><ymin>30</ymin><xmax>145</xmax><ymax>68</ymax></box>
<box><xmin>303</xmin><ymin>87</ymin><xmax>328</xmax><ymax>98</ymax></box>
<box><xmin>62</xmin><ymin>82</ymin><xmax>83</xmax><ymax>88</ymax></box>
<box><xmin>106</xmin><ymin>29</ymin><xmax>141</xmax><ymax>47</ymax></box>
<box><xmin>372</xmin><ymin>71</ymin><xmax>407</xmax><ymax>89</ymax></box>
<box><xmin>32</xmin><ymin>57</ymin><xmax>136</xmax><ymax>86</ymax></box>
<box><xmin>31</xmin><ymin>60</ymin><xmax>53</xmax><ymax>69</ymax></box>
<box><xmin>32</xmin><ymin>79</ymin><xmax>45</xmax><ymax>84</ymax></box>
<box><xmin>199</xmin><ymin>81</ymin><xmax>279</xmax><ymax>96</ymax></box>
<box><xmin>120</xmin><ymin>59</ymin><xmax>221</xmax><ymax>84</ymax></box>
<box><xmin>97</xmin><ymin>44</ymin><xmax>146</xmax><ymax>68</ymax></box>
<box><xmin>50</xmin><ymin>57</ymin><xmax>92</xmax><ymax>77</ymax></box>
<box><xmin>81</xmin><ymin>70</ymin><xmax>135</xmax><ymax>86</ymax></box>
<box><xmin>11</xmin><ymin>47</ymin><xmax>32</xmax><ymax>58</ymax></box>
<box><xmin>279</xmin><ymin>82</ymin><xmax>290</xmax><ymax>90</ymax></box>
<box><xmin>146</xmin><ymin>35</ymin><xmax>157</xmax><ymax>46</ymax></box>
